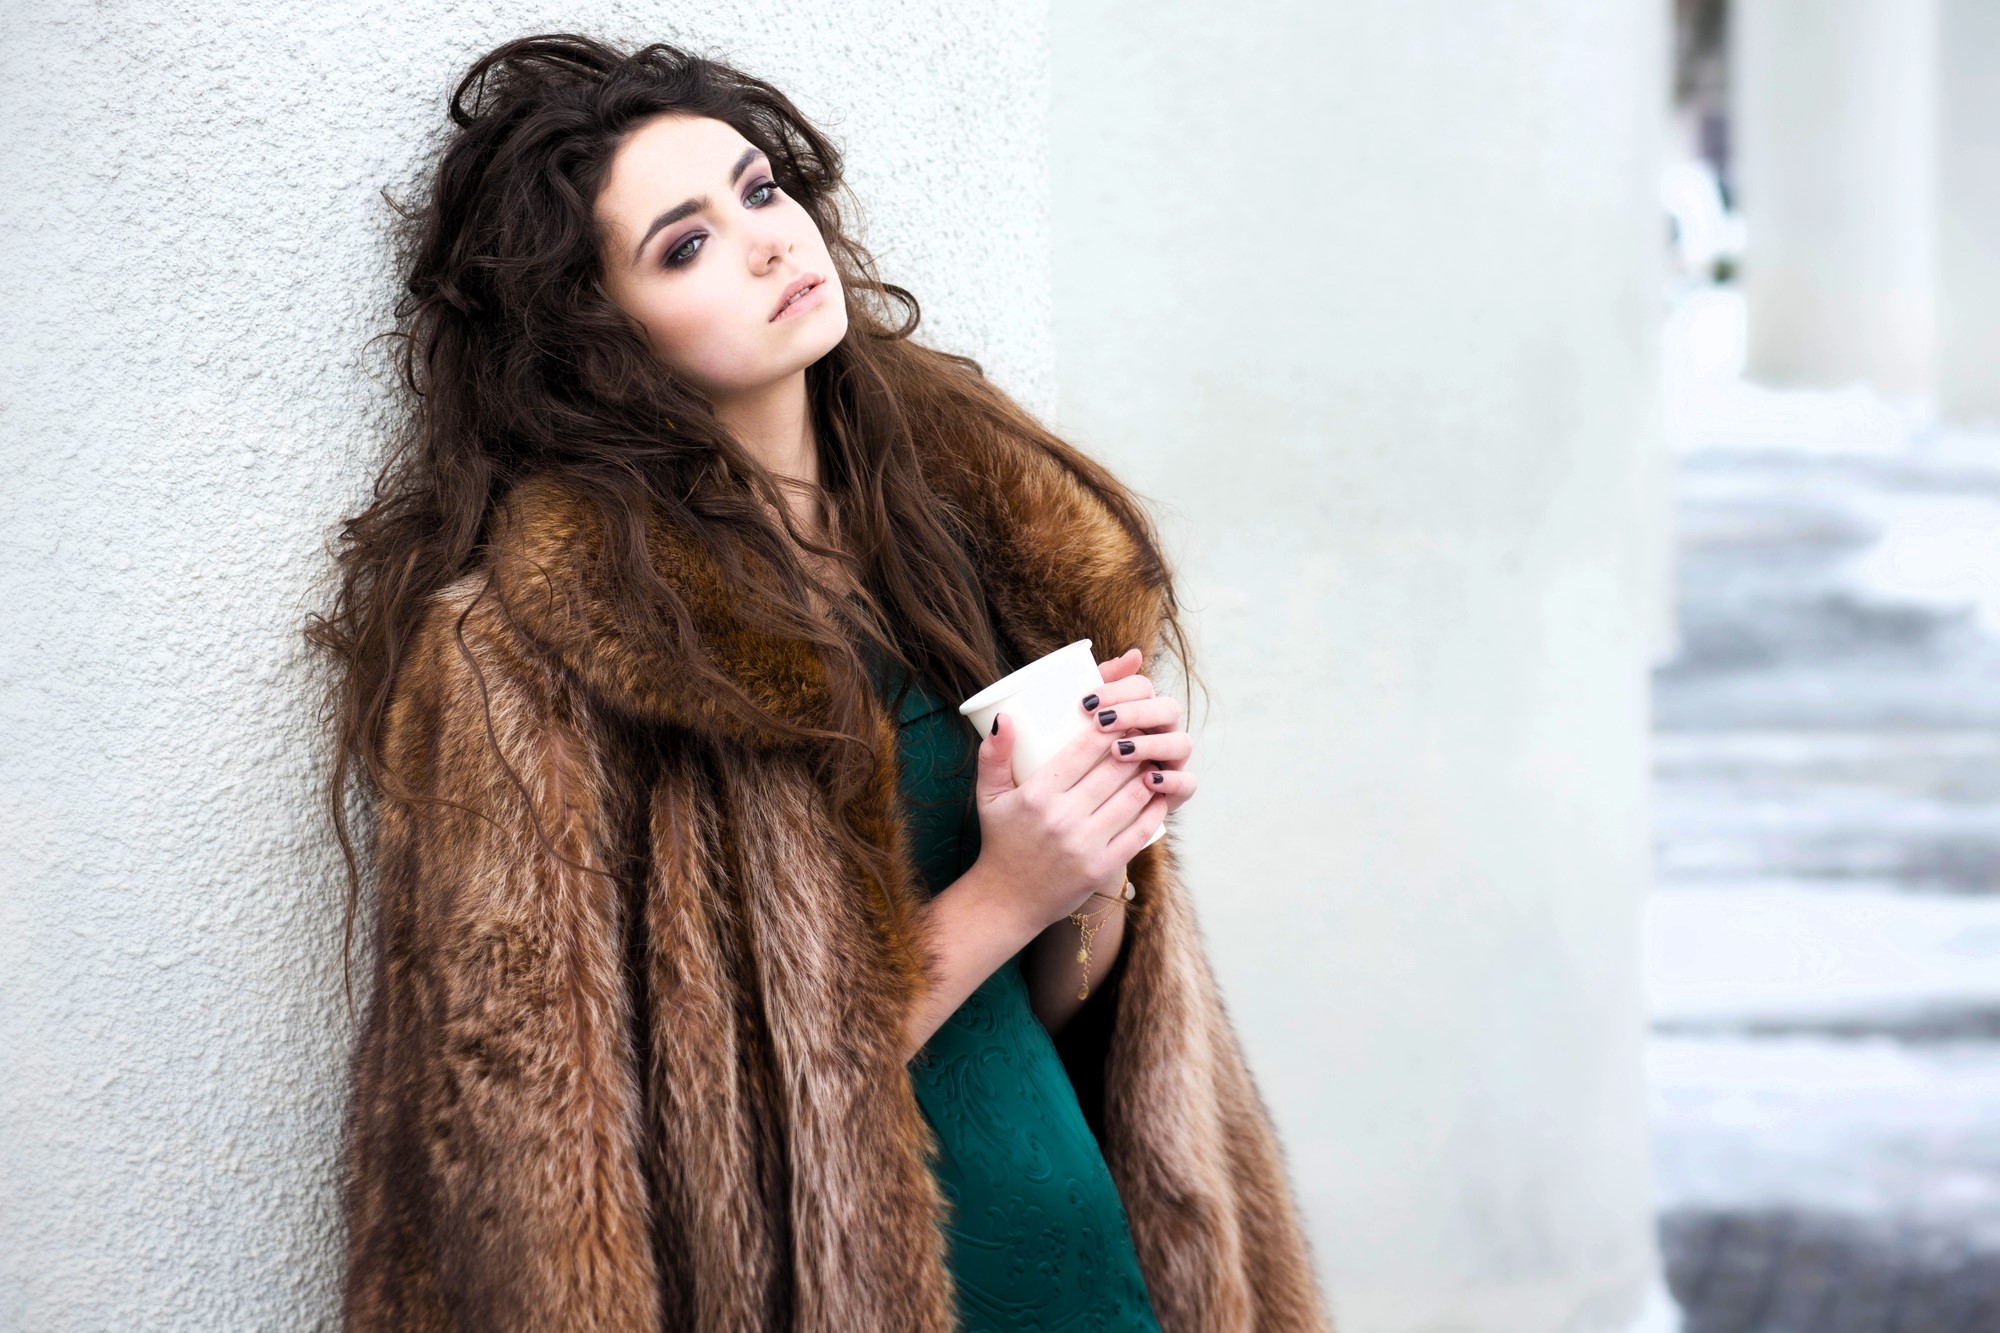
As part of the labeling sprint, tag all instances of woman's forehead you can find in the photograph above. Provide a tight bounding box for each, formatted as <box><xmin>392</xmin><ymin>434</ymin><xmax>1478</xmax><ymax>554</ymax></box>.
<box><xmin>606</xmin><ymin>115</ymin><xmax>752</xmax><ymax>204</ymax></box>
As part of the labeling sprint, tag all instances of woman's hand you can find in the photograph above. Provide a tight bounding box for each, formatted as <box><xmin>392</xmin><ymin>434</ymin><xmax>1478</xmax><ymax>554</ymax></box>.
<box><xmin>971</xmin><ymin>684</ymin><xmax>1168</xmax><ymax>934</ymax></box>
<box><xmin>1087</xmin><ymin>647</ymin><xmax>1198</xmax><ymax>818</ymax></box>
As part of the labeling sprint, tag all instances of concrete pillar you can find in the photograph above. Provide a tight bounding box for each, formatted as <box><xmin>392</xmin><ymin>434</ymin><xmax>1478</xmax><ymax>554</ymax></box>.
<box><xmin>1052</xmin><ymin>2</ymin><xmax>1674</xmax><ymax>1329</ymax></box>
<box><xmin>1732</xmin><ymin>0</ymin><xmax>1939</xmax><ymax>397</ymax></box>
<box><xmin>1940</xmin><ymin>0</ymin><xmax>2000</xmax><ymax>425</ymax></box>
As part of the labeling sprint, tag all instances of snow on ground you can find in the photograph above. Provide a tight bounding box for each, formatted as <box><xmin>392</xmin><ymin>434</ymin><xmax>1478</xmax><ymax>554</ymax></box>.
<box><xmin>1648</xmin><ymin>887</ymin><xmax>2000</xmax><ymax>1029</ymax></box>
<box><xmin>1649</xmin><ymin>1036</ymin><xmax>2000</xmax><ymax>1246</ymax></box>
<box><xmin>1649</xmin><ymin>283</ymin><xmax>2000</xmax><ymax>1328</ymax></box>
<box><xmin>1652</xmin><ymin>731</ymin><xmax>2000</xmax><ymax>891</ymax></box>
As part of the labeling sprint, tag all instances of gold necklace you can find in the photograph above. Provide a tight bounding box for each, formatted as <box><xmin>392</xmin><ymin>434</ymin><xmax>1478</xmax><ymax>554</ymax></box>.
<box><xmin>1068</xmin><ymin>877</ymin><xmax>1136</xmax><ymax>1001</ymax></box>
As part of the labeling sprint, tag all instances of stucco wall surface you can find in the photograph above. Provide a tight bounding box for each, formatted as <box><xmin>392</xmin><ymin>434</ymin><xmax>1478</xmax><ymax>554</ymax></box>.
<box><xmin>1051</xmin><ymin>2</ymin><xmax>1675</xmax><ymax>1329</ymax></box>
<box><xmin>0</xmin><ymin>4</ymin><xmax>1049</xmax><ymax>1327</ymax></box>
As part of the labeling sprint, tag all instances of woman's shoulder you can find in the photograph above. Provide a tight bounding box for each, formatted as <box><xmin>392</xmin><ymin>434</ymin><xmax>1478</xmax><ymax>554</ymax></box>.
<box><xmin>385</xmin><ymin>568</ymin><xmax>561</xmax><ymax>737</ymax></box>
<box><xmin>388</xmin><ymin>476</ymin><xmax>643</xmax><ymax>733</ymax></box>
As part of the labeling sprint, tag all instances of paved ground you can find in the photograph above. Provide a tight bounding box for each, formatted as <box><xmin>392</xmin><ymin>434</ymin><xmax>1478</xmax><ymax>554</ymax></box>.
<box><xmin>1648</xmin><ymin>424</ymin><xmax>2000</xmax><ymax>1331</ymax></box>
<box><xmin>1660</xmin><ymin>1208</ymin><xmax>2000</xmax><ymax>1333</ymax></box>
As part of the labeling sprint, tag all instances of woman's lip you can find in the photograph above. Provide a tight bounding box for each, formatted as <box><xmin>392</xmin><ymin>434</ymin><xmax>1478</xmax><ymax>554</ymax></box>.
<box><xmin>770</xmin><ymin>275</ymin><xmax>825</xmax><ymax>322</ymax></box>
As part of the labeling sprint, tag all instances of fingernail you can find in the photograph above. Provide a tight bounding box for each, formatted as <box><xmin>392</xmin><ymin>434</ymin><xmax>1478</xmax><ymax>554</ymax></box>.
<box><xmin>990</xmin><ymin>714</ymin><xmax>1000</xmax><ymax>736</ymax></box>
<box><xmin>1117</xmin><ymin>739</ymin><xmax>1136</xmax><ymax>756</ymax></box>
<box><xmin>1081</xmin><ymin>693</ymin><xmax>1100</xmax><ymax>711</ymax></box>
<box><xmin>1096</xmin><ymin>708</ymin><xmax>1117</xmax><ymax>727</ymax></box>
<box><xmin>1150</xmin><ymin>771</ymin><xmax>1165</xmax><ymax>784</ymax></box>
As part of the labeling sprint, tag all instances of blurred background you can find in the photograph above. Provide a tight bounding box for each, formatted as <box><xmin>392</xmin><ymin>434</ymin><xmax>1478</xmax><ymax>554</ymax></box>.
<box><xmin>1647</xmin><ymin>2</ymin><xmax>2000</xmax><ymax>1329</ymax></box>
<box><xmin>2</xmin><ymin>1</ymin><xmax>1995</xmax><ymax>1329</ymax></box>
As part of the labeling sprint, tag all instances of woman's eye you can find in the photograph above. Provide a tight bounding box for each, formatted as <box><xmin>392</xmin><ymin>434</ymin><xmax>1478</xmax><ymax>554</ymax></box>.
<box><xmin>664</xmin><ymin>234</ymin><xmax>703</xmax><ymax>267</ymax></box>
<box><xmin>661</xmin><ymin>182</ymin><xmax>780</xmax><ymax>269</ymax></box>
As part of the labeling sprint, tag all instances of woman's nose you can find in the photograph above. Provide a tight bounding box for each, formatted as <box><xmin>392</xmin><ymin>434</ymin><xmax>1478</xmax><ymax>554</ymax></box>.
<box><xmin>753</xmin><ymin>231</ymin><xmax>795</xmax><ymax>271</ymax></box>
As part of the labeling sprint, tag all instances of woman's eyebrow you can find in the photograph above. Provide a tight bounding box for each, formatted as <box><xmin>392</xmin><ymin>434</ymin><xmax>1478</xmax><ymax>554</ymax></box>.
<box><xmin>631</xmin><ymin>145</ymin><xmax>767</xmax><ymax>265</ymax></box>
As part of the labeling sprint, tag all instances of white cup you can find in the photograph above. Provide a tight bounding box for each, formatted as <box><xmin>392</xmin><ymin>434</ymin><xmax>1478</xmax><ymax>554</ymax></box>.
<box><xmin>958</xmin><ymin>638</ymin><xmax>1166</xmax><ymax>850</ymax></box>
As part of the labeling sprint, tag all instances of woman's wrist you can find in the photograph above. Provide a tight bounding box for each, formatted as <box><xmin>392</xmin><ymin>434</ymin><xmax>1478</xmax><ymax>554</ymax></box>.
<box><xmin>1024</xmin><ymin>884</ymin><xmax>1130</xmax><ymax>1033</ymax></box>
<box><xmin>900</xmin><ymin>860</ymin><xmax>1050</xmax><ymax>1063</ymax></box>
<box><xmin>945</xmin><ymin>857</ymin><xmax>1049</xmax><ymax>956</ymax></box>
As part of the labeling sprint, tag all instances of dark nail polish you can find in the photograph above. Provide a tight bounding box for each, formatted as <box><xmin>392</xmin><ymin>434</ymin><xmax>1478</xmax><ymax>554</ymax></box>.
<box><xmin>1117</xmin><ymin>739</ymin><xmax>1136</xmax><ymax>755</ymax></box>
<box><xmin>990</xmin><ymin>714</ymin><xmax>1000</xmax><ymax>735</ymax></box>
<box><xmin>1151</xmin><ymin>771</ymin><xmax>1165</xmax><ymax>784</ymax></box>
<box><xmin>1096</xmin><ymin>708</ymin><xmax>1117</xmax><ymax>727</ymax></box>
<box><xmin>1081</xmin><ymin>693</ymin><xmax>1100</xmax><ymax>712</ymax></box>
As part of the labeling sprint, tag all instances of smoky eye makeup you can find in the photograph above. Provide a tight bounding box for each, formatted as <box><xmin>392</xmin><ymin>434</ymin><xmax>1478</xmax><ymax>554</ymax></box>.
<box><xmin>663</xmin><ymin>231</ymin><xmax>702</xmax><ymax>268</ymax></box>
<box><xmin>659</xmin><ymin>174</ymin><xmax>783</xmax><ymax>269</ymax></box>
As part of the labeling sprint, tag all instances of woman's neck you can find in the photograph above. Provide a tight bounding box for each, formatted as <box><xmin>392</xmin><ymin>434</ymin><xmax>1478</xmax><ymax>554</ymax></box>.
<box><xmin>715</xmin><ymin>368</ymin><xmax>822</xmax><ymax>536</ymax></box>
<box><xmin>714</xmin><ymin>369</ymin><xmax>860</xmax><ymax>607</ymax></box>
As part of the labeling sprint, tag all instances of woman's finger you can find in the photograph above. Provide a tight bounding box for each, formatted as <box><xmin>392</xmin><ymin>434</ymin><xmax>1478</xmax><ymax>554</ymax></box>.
<box><xmin>1107</xmin><ymin>730</ymin><xmax>1193</xmax><ymax>768</ymax></box>
<box><xmin>1135</xmin><ymin>764</ymin><xmax>1197</xmax><ymax>812</ymax></box>
<box><xmin>1106</xmin><ymin>790</ymin><xmax>1170</xmax><ymax>862</ymax></box>
<box><xmin>1095</xmin><ymin>647</ymin><xmax>1142</xmax><ymax>682</ymax></box>
<box><xmin>1078</xmin><ymin>673</ymin><xmax>1154</xmax><ymax>714</ymax></box>
<box><xmin>1083</xmin><ymin>694</ymin><xmax>1180</xmax><ymax>736</ymax></box>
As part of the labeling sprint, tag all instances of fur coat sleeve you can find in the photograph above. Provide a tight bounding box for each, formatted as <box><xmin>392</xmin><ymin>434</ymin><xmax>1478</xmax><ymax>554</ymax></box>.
<box><xmin>339</xmin><ymin>583</ymin><xmax>668</xmax><ymax>1328</ymax></box>
<box><xmin>337</xmin><ymin>433</ymin><xmax>1334</xmax><ymax>1332</ymax></box>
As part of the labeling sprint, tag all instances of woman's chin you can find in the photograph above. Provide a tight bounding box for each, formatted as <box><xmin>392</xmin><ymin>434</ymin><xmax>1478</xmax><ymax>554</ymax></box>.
<box><xmin>784</xmin><ymin>316</ymin><xmax>849</xmax><ymax>369</ymax></box>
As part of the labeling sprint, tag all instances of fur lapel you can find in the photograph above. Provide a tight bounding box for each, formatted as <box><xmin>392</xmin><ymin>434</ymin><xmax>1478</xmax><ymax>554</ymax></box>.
<box><xmin>481</xmin><ymin>431</ymin><xmax>1171</xmax><ymax>750</ymax></box>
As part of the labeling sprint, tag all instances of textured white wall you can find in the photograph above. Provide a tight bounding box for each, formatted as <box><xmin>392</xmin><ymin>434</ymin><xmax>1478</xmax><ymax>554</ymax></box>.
<box><xmin>0</xmin><ymin>3</ymin><xmax>1049</xmax><ymax>1328</ymax></box>
<box><xmin>1051</xmin><ymin>2</ymin><xmax>1674</xmax><ymax>1330</ymax></box>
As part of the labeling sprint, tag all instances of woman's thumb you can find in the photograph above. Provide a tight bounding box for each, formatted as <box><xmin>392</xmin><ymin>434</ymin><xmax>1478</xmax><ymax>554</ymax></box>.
<box><xmin>977</xmin><ymin>712</ymin><xmax>1017</xmax><ymax>795</ymax></box>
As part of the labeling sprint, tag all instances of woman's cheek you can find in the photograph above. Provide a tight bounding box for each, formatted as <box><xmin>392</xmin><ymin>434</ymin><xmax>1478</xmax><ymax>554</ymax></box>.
<box><xmin>693</xmin><ymin>319</ymin><xmax>760</xmax><ymax>387</ymax></box>
<box><xmin>649</xmin><ymin>301</ymin><xmax>743</xmax><ymax>392</ymax></box>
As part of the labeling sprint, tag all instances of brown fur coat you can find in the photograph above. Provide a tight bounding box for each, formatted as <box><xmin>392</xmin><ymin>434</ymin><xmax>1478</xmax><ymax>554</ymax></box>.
<box><xmin>337</xmin><ymin>424</ymin><xmax>1333</xmax><ymax>1331</ymax></box>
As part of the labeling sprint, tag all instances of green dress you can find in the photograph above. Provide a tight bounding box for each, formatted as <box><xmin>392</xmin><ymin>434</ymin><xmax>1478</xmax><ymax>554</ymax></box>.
<box><xmin>860</xmin><ymin>635</ymin><xmax>1163</xmax><ymax>1333</ymax></box>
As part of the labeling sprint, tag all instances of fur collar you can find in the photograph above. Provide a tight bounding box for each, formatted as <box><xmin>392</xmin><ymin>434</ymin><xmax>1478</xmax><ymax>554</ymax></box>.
<box><xmin>483</xmin><ymin>430</ymin><xmax>1170</xmax><ymax>746</ymax></box>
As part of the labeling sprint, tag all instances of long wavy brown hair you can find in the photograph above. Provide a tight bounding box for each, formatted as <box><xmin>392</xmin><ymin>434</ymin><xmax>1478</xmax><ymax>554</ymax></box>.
<box><xmin>305</xmin><ymin>32</ymin><xmax>1200</xmax><ymax>1014</ymax></box>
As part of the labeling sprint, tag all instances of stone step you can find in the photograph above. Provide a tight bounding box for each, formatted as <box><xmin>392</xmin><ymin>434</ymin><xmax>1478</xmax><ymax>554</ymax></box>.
<box><xmin>1647</xmin><ymin>885</ymin><xmax>2000</xmax><ymax>1031</ymax></box>
<box><xmin>1653</xmin><ymin>730</ymin><xmax>2000</xmax><ymax>892</ymax></box>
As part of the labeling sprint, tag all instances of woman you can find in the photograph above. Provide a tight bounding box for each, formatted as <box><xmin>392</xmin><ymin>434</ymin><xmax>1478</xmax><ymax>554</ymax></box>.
<box><xmin>311</xmin><ymin>32</ymin><xmax>1330</xmax><ymax>1332</ymax></box>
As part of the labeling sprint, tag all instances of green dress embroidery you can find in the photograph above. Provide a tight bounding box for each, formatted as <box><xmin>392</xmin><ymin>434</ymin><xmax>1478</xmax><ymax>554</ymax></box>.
<box><xmin>860</xmin><ymin>635</ymin><xmax>1162</xmax><ymax>1333</ymax></box>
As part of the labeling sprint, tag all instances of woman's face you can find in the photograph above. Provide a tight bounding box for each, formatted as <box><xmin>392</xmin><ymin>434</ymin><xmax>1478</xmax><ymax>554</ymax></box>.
<box><xmin>596</xmin><ymin>114</ymin><xmax>847</xmax><ymax>402</ymax></box>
